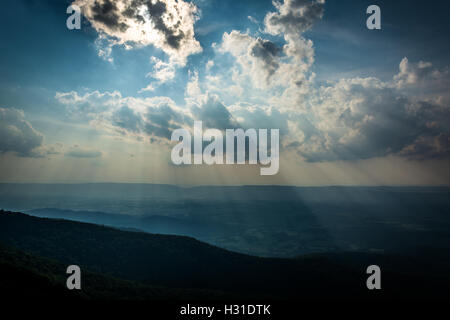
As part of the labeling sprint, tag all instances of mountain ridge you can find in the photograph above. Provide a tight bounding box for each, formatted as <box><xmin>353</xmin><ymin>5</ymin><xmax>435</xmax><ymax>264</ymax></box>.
<box><xmin>1</xmin><ymin>210</ymin><xmax>450</xmax><ymax>300</ymax></box>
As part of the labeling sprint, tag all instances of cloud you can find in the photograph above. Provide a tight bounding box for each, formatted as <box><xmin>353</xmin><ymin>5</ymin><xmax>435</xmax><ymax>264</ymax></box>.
<box><xmin>112</xmin><ymin>105</ymin><xmax>143</xmax><ymax>133</ymax></box>
<box><xmin>219</xmin><ymin>31</ymin><xmax>285</xmax><ymax>89</ymax></box>
<box><xmin>248</xmin><ymin>15</ymin><xmax>258</xmax><ymax>24</ymax></box>
<box><xmin>264</xmin><ymin>0</ymin><xmax>325</xmax><ymax>38</ymax></box>
<box><xmin>205</xmin><ymin>60</ymin><xmax>214</xmax><ymax>71</ymax></box>
<box><xmin>217</xmin><ymin>0</ymin><xmax>322</xmax><ymax>95</ymax></box>
<box><xmin>229</xmin><ymin>103</ymin><xmax>289</xmax><ymax>136</ymax></box>
<box><xmin>65</xmin><ymin>146</ymin><xmax>102</xmax><ymax>158</ymax></box>
<box><xmin>291</xmin><ymin>76</ymin><xmax>450</xmax><ymax>162</ymax></box>
<box><xmin>57</xmin><ymin>55</ymin><xmax>450</xmax><ymax>163</ymax></box>
<box><xmin>250</xmin><ymin>38</ymin><xmax>281</xmax><ymax>79</ymax></box>
<box><xmin>185</xmin><ymin>70</ymin><xmax>201</xmax><ymax>97</ymax></box>
<box><xmin>394</xmin><ymin>57</ymin><xmax>450</xmax><ymax>95</ymax></box>
<box><xmin>262</xmin><ymin>0</ymin><xmax>323</xmax><ymax>90</ymax></box>
<box><xmin>190</xmin><ymin>95</ymin><xmax>236</xmax><ymax>129</ymax></box>
<box><xmin>0</xmin><ymin>107</ymin><xmax>45</xmax><ymax>157</ymax></box>
<box><xmin>59</xmin><ymin>0</ymin><xmax>449</xmax><ymax>164</ymax></box>
<box><xmin>138</xmin><ymin>84</ymin><xmax>156</xmax><ymax>93</ymax></box>
<box><xmin>146</xmin><ymin>57</ymin><xmax>176</xmax><ymax>84</ymax></box>
<box><xmin>399</xmin><ymin>133</ymin><xmax>450</xmax><ymax>160</ymax></box>
<box><xmin>74</xmin><ymin>0</ymin><xmax>202</xmax><ymax>65</ymax></box>
<box><xmin>56</xmin><ymin>91</ymin><xmax>191</xmax><ymax>141</ymax></box>
<box><xmin>394</xmin><ymin>57</ymin><xmax>434</xmax><ymax>87</ymax></box>
<box><xmin>55</xmin><ymin>90</ymin><xmax>123</xmax><ymax>117</ymax></box>
<box><xmin>143</xmin><ymin>100</ymin><xmax>189</xmax><ymax>138</ymax></box>
<box><xmin>56</xmin><ymin>86</ymin><xmax>284</xmax><ymax>144</ymax></box>
<box><xmin>204</xmin><ymin>0</ymin><xmax>450</xmax><ymax>163</ymax></box>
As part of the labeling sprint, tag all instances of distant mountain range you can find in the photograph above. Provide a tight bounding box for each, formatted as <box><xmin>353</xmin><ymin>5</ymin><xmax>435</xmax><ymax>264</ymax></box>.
<box><xmin>1</xmin><ymin>210</ymin><xmax>450</xmax><ymax>301</ymax></box>
<box><xmin>25</xmin><ymin>207</ymin><xmax>228</xmax><ymax>239</ymax></box>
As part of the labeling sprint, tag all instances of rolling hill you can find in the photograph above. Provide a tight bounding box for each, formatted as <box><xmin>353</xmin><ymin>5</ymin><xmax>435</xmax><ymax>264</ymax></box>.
<box><xmin>1</xmin><ymin>210</ymin><xmax>449</xmax><ymax>300</ymax></box>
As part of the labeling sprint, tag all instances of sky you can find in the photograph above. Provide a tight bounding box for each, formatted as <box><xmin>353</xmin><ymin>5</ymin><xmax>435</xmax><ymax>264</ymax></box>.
<box><xmin>0</xmin><ymin>0</ymin><xmax>449</xmax><ymax>186</ymax></box>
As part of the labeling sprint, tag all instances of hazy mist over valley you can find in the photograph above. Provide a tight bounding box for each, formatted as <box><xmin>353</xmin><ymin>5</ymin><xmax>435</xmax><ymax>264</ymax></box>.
<box><xmin>1</xmin><ymin>184</ymin><xmax>449</xmax><ymax>258</ymax></box>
